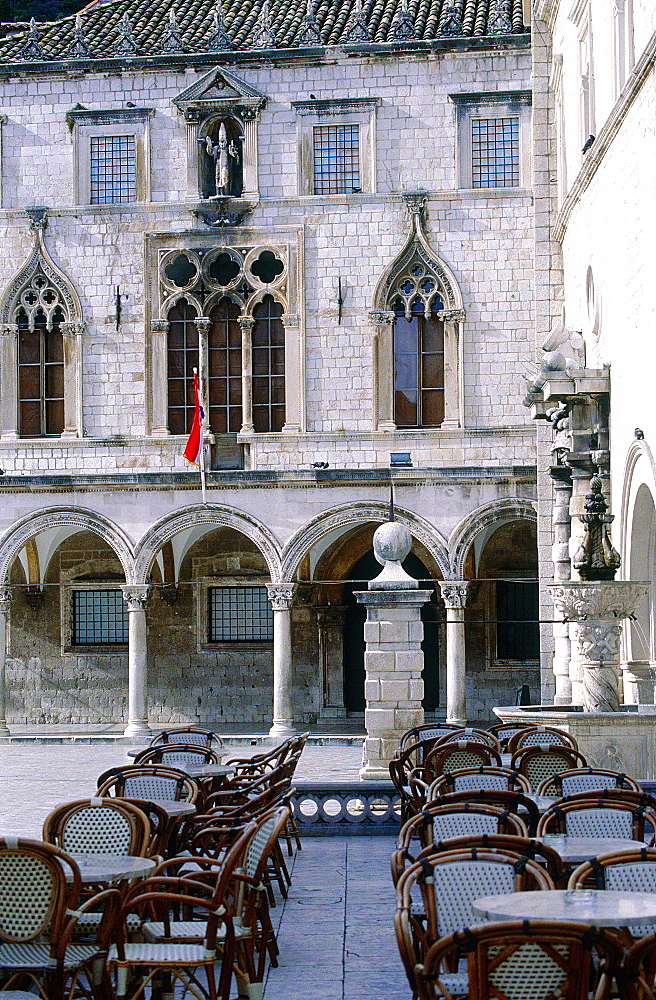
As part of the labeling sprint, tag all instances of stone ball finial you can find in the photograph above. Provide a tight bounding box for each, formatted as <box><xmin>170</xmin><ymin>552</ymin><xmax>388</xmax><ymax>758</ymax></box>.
<box><xmin>370</xmin><ymin>521</ymin><xmax>417</xmax><ymax>590</ymax></box>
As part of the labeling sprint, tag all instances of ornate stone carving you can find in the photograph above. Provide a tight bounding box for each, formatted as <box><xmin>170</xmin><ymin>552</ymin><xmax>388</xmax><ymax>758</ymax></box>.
<box><xmin>439</xmin><ymin>2</ymin><xmax>463</xmax><ymax>35</ymax></box>
<box><xmin>206</xmin><ymin>2</ymin><xmax>232</xmax><ymax>50</ymax></box>
<box><xmin>440</xmin><ymin>309</ymin><xmax>466</xmax><ymax>323</ymax></box>
<box><xmin>297</xmin><ymin>0</ymin><xmax>323</xmax><ymax>45</ymax></box>
<box><xmin>252</xmin><ymin>2</ymin><xmax>277</xmax><ymax>48</ymax></box>
<box><xmin>0</xmin><ymin>589</ymin><xmax>11</xmax><ymax>616</ymax></box>
<box><xmin>548</xmin><ymin>581</ymin><xmax>648</xmax><ymax>622</ymax></box>
<box><xmin>368</xmin><ymin>310</ymin><xmax>394</xmax><ymax>326</ymax></box>
<box><xmin>439</xmin><ymin>581</ymin><xmax>471</xmax><ymax>609</ymax></box>
<box><xmin>193</xmin><ymin>208</ymin><xmax>251</xmax><ymax>228</ymax></box>
<box><xmin>67</xmin><ymin>15</ymin><xmax>92</xmax><ymax>59</ymax></box>
<box><xmin>21</xmin><ymin>19</ymin><xmax>45</xmax><ymax>61</ymax></box>
<box><xmin>403</xmin><ymin>191</ymin><xmax>427</xmax><ymax>216</ymax></box>
<box><xmin>488</xmin><ymin>0</ymin><xmax>513</xmax><ymax>33</ymax></box>
<box><xmin>121</xmin><ymin>585</ymin><xmax>150</xmax><ymax>612</ymax></box>
<box><xmin>573</xmin><ymin>474</ymin><xmax>620</xmax><ymax>581</ymax></box>
<box><xmin>266</xmin><ymin>583</ymin><xmax>296</xmax><ymax>610</ymax></box>
<box><xmin>345</xmin><ymin>0</ymin><xmax>371</xmax><ymax>42</ymax></box>
<box><xmin>113</xmin><ymin>14</ymin><xmax>140</xmax><ymax>56</ymax></box>
<box><xmin>160</xmin><ymin>10</ymin><xmax>186</xmax><ymax>53</ymax></box>
<box><xmin>392</xmin><ymin>0</ymin><xmax>416</xmax><ymax>39</ymax></box>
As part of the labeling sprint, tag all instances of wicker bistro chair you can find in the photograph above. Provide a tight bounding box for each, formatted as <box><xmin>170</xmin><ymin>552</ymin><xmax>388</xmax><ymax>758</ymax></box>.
<box><xmin>567</xmin><ymin>847</ymin><xmax>656</xmax><ymax>938</ymax></box>
<box><xmin>413</xmin><ymin>920</ymin><xmax>622</xmax><ymax>1000</ymax></box>
<box><xmin>132</xmin><ymin>744</ymin><xmax>221</xmax><ymax>768</ymax></box>
<box><xmin>390</xmin><ymin>742</ymin><xmax>449</xmax><ymax>822</ymax></box>
<box><xmin>396</xmin><ymin>802</ymin><xmax>529</xmax><ymax>860</ymax></box>
<box><xmin>399</xmin><ymin>724</ymin><xmax>465</xmax><ymax>753</ymax></box>
<box><xmin>422</xmin><ymin>788</ymin><xmax>541</xmax><ymax>836</ymax></box>
<box><xmin>96</xmin><ymin>766</ymin><xmax>201</xmax><ymax>804</ymax></box>
<box><xmin>225</xmin><ymin>733</ymin><xmax>308</xmax><ymax>777</ymax></box>
<box><xmin>140</xmin><ymin>807</ymin><xmax>291</xmax><ymax>1000</ymax></box>
<box><xmin>395</xmin><ymin>849</ymin><xmax>555</xmax><ymax>995</ymax></box>
<box><xmin>537</xmin><ymin>793</ymin><xmax>656</xmax><ymax>843</ymax></box>
<box><xmin>42</xmin><ymin>798</ymin><xmax>151</xmax><ymax>858</ymax></box>
<box><xmin>488</xmin><ymin>722</ymin><xmax>534</xmax><ymax>751</ymax></box>
<box><xmin>149</xmin><ymin>727</ymin><xmax>224</xmax><ymax>749</ymax></box>
<box><xmin>432</xmin><ymin>728</ymin><xmax>502</xmax><ymax>752</ymax></box>
<box><xmin>617</xmin><ymin>931</ymin><xmax>656</xmax><ymax>1000</ymax></box>
<box><xmin>537</xmin><ymin>767</ymin><xmax>642</xmax><ymax>797</ymax></box>
<box><xmin>423</xmin><ymin>739</ymin><xmax>503</xmax><ymax>779</ymax></box>
<box><xmin>511</xmin><ymin>744</ymin><xmax>589</xmax><ymax>791</ymax></box>
<box><xmin>507</xmin><ymin>725</ymin><xmax>580</xmax><ymax>754</ymax></box>
<box><xmin>427</xmin><ymin>765</ymin><xmax>531</xmax><ymax>796</ymax></box>
<box><xmin>0</xmin><ymin>838</ymin><xmax>120</xmax><ymax>1000</ymax></box>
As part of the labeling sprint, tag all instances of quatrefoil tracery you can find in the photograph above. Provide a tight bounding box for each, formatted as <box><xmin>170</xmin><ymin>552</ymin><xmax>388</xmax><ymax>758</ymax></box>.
<box><xmin>17</xmin><ymin>270</ymin><xmax>69</xmax><ymax>331</ymax></box>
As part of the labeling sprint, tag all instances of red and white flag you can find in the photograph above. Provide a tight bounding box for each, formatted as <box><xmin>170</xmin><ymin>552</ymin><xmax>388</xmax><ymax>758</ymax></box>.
<box><xmin>183</xmin><ymin>369</ymin><xmax>205</xmax><ymax>467</ymax></box>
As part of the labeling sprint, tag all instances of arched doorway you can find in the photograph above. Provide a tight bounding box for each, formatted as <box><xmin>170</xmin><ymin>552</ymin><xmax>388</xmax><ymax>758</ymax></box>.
<box><xmin>342</xmin><ymin>549</ymin><xmax>441</xmax><ymax>712</ymax></box>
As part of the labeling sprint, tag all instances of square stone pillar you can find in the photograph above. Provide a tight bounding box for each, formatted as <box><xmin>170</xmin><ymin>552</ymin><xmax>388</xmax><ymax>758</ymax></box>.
<box><xmin>355</xmin><ymin>589</ymin><xmax>431</xmax><ymax>780</ymax></box>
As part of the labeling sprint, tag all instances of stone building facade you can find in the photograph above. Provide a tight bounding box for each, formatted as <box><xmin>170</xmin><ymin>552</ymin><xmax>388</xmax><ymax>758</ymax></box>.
<box><xmin>0</xmin><ymin>0</ymin><xmax>540</xmax><ymax>733</ymax></box>
<box><xmin>527</xmin><ymin>1</ymin><xmax>656</xmax><ymax>707</ymax></box>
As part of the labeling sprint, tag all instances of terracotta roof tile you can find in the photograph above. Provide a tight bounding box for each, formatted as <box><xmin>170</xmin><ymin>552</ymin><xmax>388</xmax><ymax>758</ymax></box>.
<box><xmin>0</xmin><ymin>0</ymin><xmax>527</xmax><ymax>63</ymax></box>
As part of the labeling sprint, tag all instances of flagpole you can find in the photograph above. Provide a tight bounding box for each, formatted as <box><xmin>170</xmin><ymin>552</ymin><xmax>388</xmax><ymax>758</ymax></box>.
<box><xmin>196</xmin><ymin>367</ymin><xmax>207</xmax><ymax>506</ymax></box>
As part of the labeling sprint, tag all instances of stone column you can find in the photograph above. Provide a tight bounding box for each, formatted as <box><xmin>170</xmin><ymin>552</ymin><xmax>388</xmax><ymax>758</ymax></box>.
<box><xmin>551</xmin><ymin>467</ymin><xmax>573</xmax><ymax>703</ymax></box>
<box><xmin>317</xmin><ymin>606</ymin><xmax>346</xmax><ymax>719</ymax></box>
<box><xmin>281</xmin><ymin>312</ymin><xmax>301</xmax><ymax>433</ymax></box>
<box><xmin>60</xmin><ymin>321</ymin><xmax>84</xmax><ymax>438</ymax></box>
<box><xmin>440</xmin><ymin>309</ymin><xmax>465</xmax><ymax>429</ymax></box>
<box><xmin>122</xmin><ymin>585</ymin><xmax>151</xmax><ymax>737</ymax></box>
<box><xmin>239</xmin><ymin>316</ymin><xmax>254</xmax><ymax>433</ymax></box>
<box><xmin>0</xmin><ymin>588</ymin><xmax>11</xmax><ymax>737</ymax></box>
<box><xmin>368</xmin><ymin>310</ymin><xmax>395</xmax><ymax>430</ymax></box>
<box><xmin>0</xmin><ymin>324</ymin><xmax>18</xmax><ymax>439</ymax></box>
<box><xmin>240</xmin><ymin>109</ymin><xmax>260</xmax><ymax>197</ymax></box>
<box><xmin>184</xmin><ymin>110</ymin><xmax>201</xmax><ymax>200</ymax></box>
<box><xmin>439</xmin><ymin>580</ymin><xmax>471</xmax><ymax>725</ymax></box>
<box><xmin>150</xmin><ymin>319</ymin><xmax>170</xmax><ymax>436</ymax></box>
<box><xmin>267</xmin><ymin>583</ymin><xmax>296</xmax><ymax>738</ymax></box>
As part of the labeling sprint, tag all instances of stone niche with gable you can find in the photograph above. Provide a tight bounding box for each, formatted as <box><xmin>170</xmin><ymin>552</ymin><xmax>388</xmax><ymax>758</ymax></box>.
<box><xmin>173</xmin><ymin>66</ymin><xmax>267</xmax><ymax>205</ymax></box>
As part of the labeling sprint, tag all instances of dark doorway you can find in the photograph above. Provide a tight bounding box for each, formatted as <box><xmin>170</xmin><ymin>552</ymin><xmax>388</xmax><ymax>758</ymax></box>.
<box><xmin>342</xmin><ymin>549</ymin><xmax>441</xmax><ymax>712</ymax></box>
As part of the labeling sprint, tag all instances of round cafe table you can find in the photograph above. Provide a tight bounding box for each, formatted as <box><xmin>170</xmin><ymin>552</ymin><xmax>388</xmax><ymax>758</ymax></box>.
<box><xmin>537</xmin><ymin>836</ymin><xmax>650</xmax><ymax>864</ymax></box>
<box><xmin>472</xmin><ymin>889</ymin><xmax>656</xmax><ymax>928</ymax></box>
<box><xmin>68</xmin><ymin>853</ymin><xmax>157</xmax><ymax>885</ymax></box>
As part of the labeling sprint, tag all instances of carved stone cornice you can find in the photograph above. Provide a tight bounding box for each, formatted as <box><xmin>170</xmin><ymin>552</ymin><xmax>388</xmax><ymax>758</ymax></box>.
<box><xmin>439</xmin><ymin>580</ymin><xmax>472</xmax><ymax>610</ymax></box>
<box><xmin>266</xmin><ymin>582</ymin><xmax>297</xmax><ymax>611</ymax></box>
<box><xmin>121</xmin><ymin>585</ymin><xmax>150</xmax><ymax>612</ymax></box>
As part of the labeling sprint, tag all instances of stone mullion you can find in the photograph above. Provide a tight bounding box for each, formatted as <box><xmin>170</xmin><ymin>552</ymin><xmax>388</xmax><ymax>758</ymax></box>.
<box><xmin>150</xmin><ymin>319</ymin><xmax>170</xmax><ymax>436</ymax></box>
<box><xmin>238</xmin><ymin>316</ymin><xmax>254</xmax><ymax>433</ymax></box>
<box><xmin>281</xmin><ymin>312</ymin><xmax>301</xmax><ymax>433</ymax></box>
<box><xmin>61</xmin><ymin>321</ymin><xmax>84</xmax><ymax>438</ymax></box>
<box><xmin>0</xmin><ymin>325</ymin><xmax>18</xmax><ymax>439</ymax></box>
<box><xmin>368</xmin><ymin>310</ymin><xmax>395</xmax><ymax>430</ymax></box>
<box><xmin>440</xmin><ymin>309</ymin><xmax>465</xmax><ymax>428</ymax></box>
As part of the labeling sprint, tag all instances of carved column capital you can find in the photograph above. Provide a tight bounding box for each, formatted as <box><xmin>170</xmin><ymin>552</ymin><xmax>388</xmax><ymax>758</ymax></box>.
<box><xmin>121</xmin><ymin>585</ymin><xmax>150</xmax><ymax>612</ymax></box>
<box><xmin>60</xmin><ymin>321</ymin><xmax>86</xmax><ymax>337</ymax></box>
<box><xmin>194</xmin><ymin>318</ymin><xmax>211</xmax><ymax>334</ymax></box>
<box><xmin>238</xmin><ymin>316</ymin><xmax>255</xmax><ymax>331</ymax></box>
<box><xmin>440</xmin><ymin>309</ymin><xmax>465</xmax><ymax>323</ymax></box>
<box><xmin>266</xmin><ymin>583</ymin><xmax>297</xmax><ymax>611</ymax></box>
<box><xmin>0</xmin><ymin>325</ymin><xmax>18</xmax><ymax>337</ymax></box>
<box><xmin>439</xmin><ymin>580</ymin><xmax>472</xmax><ymax>610</ymax></box>
<box><xmin>368</xmin><ymin>310</ymin><xmax>394</xmax><ymax>327</ymax></box>
<box><xmin>151</xmin><ymin>319</ymin><xmax>169</xmax><ymax>334</ymax></box>
<box><xmin>281</xmin><ymin>313</ymin><xmax>299</xmax><ymax>327</ymax></box>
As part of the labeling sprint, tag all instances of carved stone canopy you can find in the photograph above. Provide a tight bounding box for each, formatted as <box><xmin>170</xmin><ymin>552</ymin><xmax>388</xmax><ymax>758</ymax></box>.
<box><xmin>174</xmin><ymin>65</ymin><xmax>267</xmax><ymax>118</ymax></box>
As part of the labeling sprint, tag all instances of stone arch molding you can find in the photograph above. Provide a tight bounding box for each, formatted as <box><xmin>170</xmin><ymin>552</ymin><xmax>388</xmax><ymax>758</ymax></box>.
<box><xmin>369</xmin><ymin>193</ymin><xmax>465</xmax><ymax>430</ymax></box>
<box><xmin>281</xmin><ymin>501</ymin><xmax>450</xmax><ymax>582</ymax></box>
<box><xmin>449</xmin><ymin>498</ymin><xmax>538</xmax><ymax>580</ymax></box>
<box><xmin>133</xmin><ymin>504</ymin><xmax>283</xmax><ymax>584</ymax></box>
<box><xmin>619</xmin><ymin>438</ymin><xmax>656</xmax><ymax>570</ymax></box>
<box><xmin>0</xmin><ymin>507</ymin><xmax>134</xmax><ymax>586</ymax></box>
<box><xmin>0</xmin><ymin>221</ymin><xmax>83</xmax><ymax>330</ymax></box>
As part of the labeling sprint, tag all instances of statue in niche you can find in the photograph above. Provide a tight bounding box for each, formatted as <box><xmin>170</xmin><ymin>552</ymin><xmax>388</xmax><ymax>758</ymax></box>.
<box><xmin>204</xmin><ymin>122</ymin><xmax>241</xmax><ymax>198</ymax></box>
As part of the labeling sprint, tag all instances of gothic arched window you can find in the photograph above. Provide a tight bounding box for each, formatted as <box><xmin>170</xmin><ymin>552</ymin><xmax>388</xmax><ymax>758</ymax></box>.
<box><xmin>167</xmin><ymin>298</ymin><xmax>199</xmax><ymax>435</ymax></box>
<box><xmin>208</xmin><ymin>297</ymin><xmax>242</xmax><ymax>433</ymax></box>
<box><xmin>18</xmin><ymin>306</ymin><xmax>64</xmax><ymax>436</ymax></box>
<box><xmin>393</xmin><ymin>296</ymin><xmax>445</xmax><ymax>428</ymax></box>
<box><xmin>252</xmin><ymin>295</ymin><xmax>285</xmax><ymax>433</ymax></box>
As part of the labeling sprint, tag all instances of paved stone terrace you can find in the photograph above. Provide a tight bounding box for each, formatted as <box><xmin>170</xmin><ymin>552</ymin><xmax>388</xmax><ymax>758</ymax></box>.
<box><xmin>0</xmin><ymin>739</ymin><xmax>407</xmax><ymax>998</ymax></box>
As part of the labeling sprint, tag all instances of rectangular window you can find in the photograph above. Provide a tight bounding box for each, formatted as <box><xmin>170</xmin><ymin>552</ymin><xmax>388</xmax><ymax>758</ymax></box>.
<box><xmin>472</xmin><ymin>117</ymin><xmax>520</xmax><ymax>188</ymax></box>
<box><xmin>73</xmin><ymin>589</ymin><xmax>128</xmax><ymax>645</ymax></box>
<box><xmin>496</xmin><ymin>581</ymin><xmax>539</xmax><ymax>660</ymax></box>
<box><xmin>313</xmin><ymin>124</ymin><xmax>360</xmax><ymax>195</ymax></box>
<box><xmin>208</xmin><ymin>586</ymin><xmax>273</xmax><ymax>642</ymax></box>
<box><xmin>90</xmin><ymin>135</ymin><xmax>136</xmax><ymax>204</ymax></box>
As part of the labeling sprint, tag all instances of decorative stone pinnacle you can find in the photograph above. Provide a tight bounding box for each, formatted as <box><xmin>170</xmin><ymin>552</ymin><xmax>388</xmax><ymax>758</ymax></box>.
<box><xmin>252</xmin><ymin>1</ymin><xmax>277</xmax><ymax>48</ymax></box>
<box><xmin>67</xmin><ymin>14</ymin><xmax>92</xmax><ymax>59</ymax></box>
<box><xmin>207</xmin><ymin>1</ymin><xmax>232</xmax><ymax>50</ymax></box>
<box><xmin>22</xmin><ymin>18</ymin><xmax>45</xmax><ymax>61</ymax></box>
<box><xmin>393</xmin><ymin>0</ymin><xmax>416</xmax><ymax>40</ymax></box>
<box><xmin>160</xmin><ymin>9</ymin><xmax>187</xmax><ymax>53</ymax></box>
<box><xmin>572</xmin><ymin>473</ymin><xmax>621</xmax><ymax>581</ymax></box>
<box><xmin>370</xmin><ymin>521</ymin><xmax>417</xmax><ymax>590</ymax></box>
<box><xmin>487</xmin><ymin>0</ymin><xmax>513</xmax><ymax>34</ymax></box>
<box><xmin>113</xmin><ymin>13</ymin><xmax>139</xmax><ymax>56</ymax></box>
<box><xmin>297</xmin><ymin>0</ymin><xmax>323</xmax><ymax>46</ymax></box>
<box><xmin>345</xmin><ymin>0</ymin><xmax>371</xmax><ymax>42</ymax></box>
<box><xmin>439</xmin><ymin>1</ymin><xmax>463</xmax><ymax>36</ymax></box>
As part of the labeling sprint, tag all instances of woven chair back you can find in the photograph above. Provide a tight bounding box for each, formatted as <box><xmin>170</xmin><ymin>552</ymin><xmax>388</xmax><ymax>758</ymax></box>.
<box><xmin>512</xmin><ymin>744</ymin><xmax>588</xmax><ymax>790</ymax></box>
<box><xmin>536</xmin><ymin>767</ymin><xmax>641</xmax><ymax>797</ymax></box>
<box><xmin>507</xmin><ymin>725</ymin><xmax>579</xmax><ymax>754</ymax></box>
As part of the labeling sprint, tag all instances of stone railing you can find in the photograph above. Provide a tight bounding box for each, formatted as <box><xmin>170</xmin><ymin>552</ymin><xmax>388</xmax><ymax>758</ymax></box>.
<box><xmin>290</xmin><ymin>780</ymin><xmax>400</xmax><ymax>836</ymax></box>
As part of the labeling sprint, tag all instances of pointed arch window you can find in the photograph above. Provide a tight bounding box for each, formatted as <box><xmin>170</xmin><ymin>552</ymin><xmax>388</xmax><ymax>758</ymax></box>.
<box><xmin>167</xmin><ymin>298</ymin><xmax>199</xmax><ymax>435</ymax></box>
<box><xmin>252</xmin><ymin>295</ymin><xmax>285</xmax><ymax>433</ymax></box>
<box><xmin>393</xmin><ymin>296</ymin><xmax>445</xmax><ymax>428</ymax></box>
<box><xmin>208</xmin><ymin>297</ymin><xmax>242</xmax><ymax>433</ymax></box>
<box><xmin>17</xmin><ymin>306</ymin><xmax>64</xmax><ymax>436</ymax></box>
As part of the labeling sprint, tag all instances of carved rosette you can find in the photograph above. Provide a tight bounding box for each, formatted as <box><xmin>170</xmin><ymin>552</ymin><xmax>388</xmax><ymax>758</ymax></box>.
<box><xmin>439</xmin><ymin>581</ymin><xmax>470</xmax><ymax>610</ymax></box>
<box><xmin>121</xmin><ymin>585</ymin><xmax>150</xmax><ymax>613</ymax></box>
<box><xmin>548</xmin><ymin>580</ymin><xmax>648</xmax><ymax>712</ymax></box>
<box><xmin>266</xmin><ymin>583</ymin><xmax>296</xmax><ymax>611</ymax></box>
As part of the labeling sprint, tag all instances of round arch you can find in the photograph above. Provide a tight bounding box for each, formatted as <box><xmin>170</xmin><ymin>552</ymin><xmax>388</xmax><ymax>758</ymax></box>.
<box><xmin>619</xmin><ymin>439</ymin><xmax>656</xmax><ymax>570</ymax></box>
<box><xmin>133</xmin><ymin>504</ymin><xmax>283</xmax><ymax>584</ymax></box>
<box><xmin>449</xmin><ymin>498</ymin><xmax>538</xmax><ymax>580</ymax></box>
<box><xmin>280</xmin><ymin>501</ymin><xmax>450</xmax><ymax>582</ymax></box>
<box><xmin>0</xmin><ymin>506</ymin><xmax>134</xmax><ymax>585</ymax></box>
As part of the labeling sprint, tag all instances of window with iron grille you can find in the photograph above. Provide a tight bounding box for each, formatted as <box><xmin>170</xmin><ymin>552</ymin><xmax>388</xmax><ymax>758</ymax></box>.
<box><xmin>313</xmin><ymin>124</ymin><xmax>360</xmax><ymax>195</ymax></box>
<box><xmin>90</xmin><ymin>135</ymin><xmax>136</xmax><ymax>204</ymax></box>
<box><xmin>472</xmin><ymin>117</ymin><xmax>520</xmax><ymax>188</ymax></box>
<box><xmin>73</xmin><ymin>589</ymin><xmax>128</xmax><ymax>645</ymax></box>
<box><xmin>208</xmin><ymin>586</ymin><xmax>273</xmax><ymax>642</ymax></box>
<box><xmin>496</xmin><ymin>581</ymin><xmax>539</xmax><ymax>660</ymax></box>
